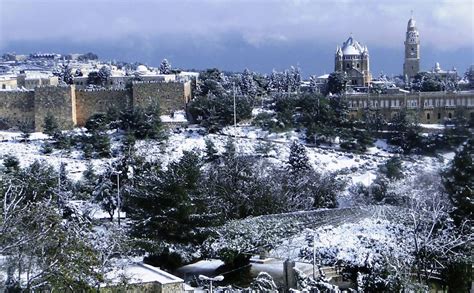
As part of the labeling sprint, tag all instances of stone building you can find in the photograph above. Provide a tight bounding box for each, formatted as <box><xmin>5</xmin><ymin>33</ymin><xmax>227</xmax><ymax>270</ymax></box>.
<box><xmin>17</xmin><ymin>72</ymin><xmax>59</xmax><ymax>89</ymax></box>
<box><xmin>403</xmin><ymin>16</ymin><xmax>420</xmax><ymax>81</ymax></box>
<box><xmin>429</xmin><ymin>62</ymin><xmax>458</xmax><ymax>81</ymax></box>
<box><xmin>345</xmin><ymin>91</ymin><xmax>474</xmax><ymax>124</ymax></box>
<box><xmin>0</xmin><ymin>75</ymin><xmax>18</xmax><ymax>90</ymax></box>
<box><xmin>335</xmin><ymin>36</ymin><xmax>371</xmax><ymax>87</ymax></box>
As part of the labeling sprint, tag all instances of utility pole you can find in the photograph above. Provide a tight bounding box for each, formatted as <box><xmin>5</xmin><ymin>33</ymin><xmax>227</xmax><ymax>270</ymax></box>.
<box><xmin>313</xmin><ymin>234</ymin><xmax>316</xmax><ymax>280</ymax></box>
<box><xmin>233</xmin><ymin>82</ymin><xmax>237</xmax><ymax>136</ymax></box>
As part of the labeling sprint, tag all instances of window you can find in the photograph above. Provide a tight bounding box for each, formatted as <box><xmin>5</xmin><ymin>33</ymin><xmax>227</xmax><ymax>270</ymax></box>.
<box><xmin>357</xmin><ymin>63</ymin><xmax>360</xmax><ymax>68</ymax></box>
<box><xmin>438</xmin><ymin>113</ymin><xmax>441</xmax><ymax>119</ymax></box>
<box><xmin>426</xmin><ymin>113</ymin><xmax>430</xmax><ymax>120</ymax></box>
<box><xmin>346</xmin><ymin>64</ymin><xmax>350</xmax><ymax>68</ymax></box>
<box><xmin>448</xmin><ymin>112</ymin><xmax>452</xmax><ymax>119</ymax></box>
<box><xmin>1</xmin><ymin>84</ymin><xmax>5</xmax><ymax>89</ymax></box>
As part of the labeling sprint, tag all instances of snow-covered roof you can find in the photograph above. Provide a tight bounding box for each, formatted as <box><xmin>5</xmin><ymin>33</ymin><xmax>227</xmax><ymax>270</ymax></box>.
<box><xmin>341</xmin><ymin>36</ymin><xmax>366</xmax><ymax>55</ymax></box>
<box><xmin>317</xmin><ymin>74</ymin><xmax>329</xmax><ymax>79</ymax></box>
<box><xmin>106</xmin><ymin>262</ymin><xmax>184</xmax><ymax>285</ymax></box>
<box><xmin>0</xmin><ymin>75</ymin><xmax>16</xmax><ymax>81</ymax></box>
<box><xmin>178</xmin><ymin>71</ymin><xmax>199</xmax><ymax>77</ymax></box>
<box><xmin>22</xmin><ymin>71</ymin><xmax>55</xmax><ymax>79</ymax></box>
<box><xmin>136</xmin><ymin>65</ymin><xmax>149</xmax><ymax>74</ymax></box>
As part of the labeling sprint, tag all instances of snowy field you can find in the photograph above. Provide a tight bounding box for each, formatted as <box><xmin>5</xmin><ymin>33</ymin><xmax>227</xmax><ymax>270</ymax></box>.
<box><xmin>0</xmin><ymin>125</ymin><xmax>453</xmax><ymax>199</ymax></box>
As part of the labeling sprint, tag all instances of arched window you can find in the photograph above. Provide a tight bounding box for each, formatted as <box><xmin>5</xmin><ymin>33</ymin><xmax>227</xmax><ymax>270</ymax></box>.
<box><xmin>448</xmin><ymin>112</ymin><xmax>452</xmax><ymax>119</ymax></box>
<box><xmin>426</xmin><ymin>113</ymin><xmax>430</xmax><ymax>120</ymax></box>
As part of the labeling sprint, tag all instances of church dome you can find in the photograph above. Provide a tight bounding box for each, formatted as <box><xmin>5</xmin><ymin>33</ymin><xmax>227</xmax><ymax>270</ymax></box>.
<box><xmin>341</xmin><ymin>36</ymin><xmax>364</xmax><ymax>55</ymax></box>
<box><xmin>136</xmin><ymin>65</ymin><xmax>149</xmax><ymax>74</ymax></box>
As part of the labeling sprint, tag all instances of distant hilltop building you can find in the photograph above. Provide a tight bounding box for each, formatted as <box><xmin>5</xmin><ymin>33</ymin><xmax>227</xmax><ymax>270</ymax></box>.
<box><xmin>429</xmin><ymin>62</ymin><xmax>457</xmax><ymax>80</ymax></box>
<box><xmin>403</xmin><ymin>16</ymin><xmax>420</xmax><ymax>81</ymax></box>
<box><xmin>335</xmin><ymin>35</ymin><xmax>372</xmax><ymax>87</ymax></box>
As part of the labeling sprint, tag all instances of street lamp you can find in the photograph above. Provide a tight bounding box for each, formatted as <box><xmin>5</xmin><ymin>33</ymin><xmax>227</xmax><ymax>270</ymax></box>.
<box><xmin>198</xmin><ymin>275</ymin><xmax>224</xmax><ymax>293</ymax></box>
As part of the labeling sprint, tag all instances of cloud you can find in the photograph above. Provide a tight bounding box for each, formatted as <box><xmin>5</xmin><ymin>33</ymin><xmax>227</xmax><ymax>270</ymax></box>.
<box><xmin>0</xmin><ymin>0</ymin><xmax>472</xmax><ymax>56</ymax></box>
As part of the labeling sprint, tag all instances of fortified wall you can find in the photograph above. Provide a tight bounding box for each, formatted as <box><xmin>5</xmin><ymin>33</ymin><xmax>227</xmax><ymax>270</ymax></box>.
<box><xmin>0</xmin><ymin>90</ymin><xmax>35</xmax><ymax>129</ymax></box>
<box><xmin>132</xmin><ymin>81</ymin><xmax>191</xmax><ymax>114</ymax></box>
<box><xmin>34</xmin><ymin>86</ymin><xmax>76</xmax><ymax>131</ymax></box>
<box><xmin>345</xmin><ymin>91</ymin><xmax>474</xmax><ymax>123</ymax></box>
<box><xmin>75</xmin><ymin>89</ymin><xmax>132</xmax><ymax>126</ymax></box>
<box><xmin>0</xmin><ymin>80</ymin><xmax>191</xmax><ymax>131</ymax></box>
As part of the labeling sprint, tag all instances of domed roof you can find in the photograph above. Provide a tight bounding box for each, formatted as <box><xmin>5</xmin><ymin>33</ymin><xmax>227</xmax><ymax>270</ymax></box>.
<box><xmin>407</xmin><ymin>18</ymin><xmax>416</xmax><ymax>29</ymax></box>
<box><xmin>136</xmin><ymin>65</ymin><xmax>148</xmax><ymax>74</ymax></box>
<box><xmin>341</xmin><ymin>36</ymin><xmax>365</xmax><ymax>55</ymax></box>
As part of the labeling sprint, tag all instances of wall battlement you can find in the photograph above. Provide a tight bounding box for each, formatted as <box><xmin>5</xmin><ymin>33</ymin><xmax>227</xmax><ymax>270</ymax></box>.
<box><xmin>0</xmin><ymin>81</ymin><xmax>190</xmax><ymax>131</ymax></box>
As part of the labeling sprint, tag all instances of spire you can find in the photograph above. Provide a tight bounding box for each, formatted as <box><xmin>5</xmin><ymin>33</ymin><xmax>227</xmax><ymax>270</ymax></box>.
<box><xmin>407</xmin><ymin>12</ymin><xmax>416</xmax><ymax>30</ymax></box>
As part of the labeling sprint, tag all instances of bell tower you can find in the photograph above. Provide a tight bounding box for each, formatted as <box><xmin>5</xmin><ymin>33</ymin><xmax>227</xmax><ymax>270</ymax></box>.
<box><xmin>403</xmin><ymin>14</ymin><xmax>420</xmax><ymax>81</ymax></box>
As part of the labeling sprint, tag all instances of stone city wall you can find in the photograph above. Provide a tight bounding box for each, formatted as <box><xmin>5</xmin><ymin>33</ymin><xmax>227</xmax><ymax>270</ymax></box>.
<box><xmin>75</xmin><ymin>89</ymin><xmax>132</xmax><ymax>126</ymax></box>
<box><xmin>34</xmin><ymin>85</ymin><xmax>76</xmax><ymax>131</ymax></box>
<box><xmin>0</xmin><ymin>90</ymin><xmax>35</xmax><ymax>129</ymax></box>
<box><xmin>0</xmin><ymin>81</ymin><xmax>192</xmax><ymax>131</ymax></box>
<box><xmin>132</xmin><ymin>81</ymin><xmax>191</xmax><ymax>114</ymax></box>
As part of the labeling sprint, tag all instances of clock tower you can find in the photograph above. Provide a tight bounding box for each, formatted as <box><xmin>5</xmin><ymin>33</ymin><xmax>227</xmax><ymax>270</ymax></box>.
<box><xmin>403</xmin><ymin>16</ymin><xmax>420</xmax><ymax>81</ymax></box>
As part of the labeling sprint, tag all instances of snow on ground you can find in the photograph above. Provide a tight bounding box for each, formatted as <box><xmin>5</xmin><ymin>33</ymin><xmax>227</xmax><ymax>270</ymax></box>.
<box><xmin>268</xmin><ymin>216</ymin><xmax>412</xmax><ymax>269</ymax></box>
<box><xmin>0</xmin><ymin>126</ymin><xmax>451</xmax><ymax>197</ymax></box>
<box><xmin>419</xmin><ymin>123</ymin><xmax>445</xmax><ymax>130</ymax></box>
<box><xmin>0</xmin><ymin>131</ymin><xmax>116</xmax><ymax>181</ymax></box>
<box><xmin>136</xmin><ymin>125</ymin><xmax>391</xmax><ymax>184</ymax></box>
<box><xmin>160</xmin><ymin>110</ymin><xmax>188</xmax><ymax>123</ymax></box>
<box><xmin>0</xmin><ymin>125</ymin><xmax>394</xmax><ymax>195</ymax></box>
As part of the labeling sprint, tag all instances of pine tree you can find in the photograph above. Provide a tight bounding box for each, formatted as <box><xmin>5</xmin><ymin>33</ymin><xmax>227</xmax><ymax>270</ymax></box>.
<box><xmin>128</xmin><ymin>151</ymin><xmax>204</xmax><ymax>244</ymax></box>
<box><xmin>159</xmin><ymin>59</ymin><xmax>172</xmax><ymax>74</ymax></box>
<box><xmin>93</xmin><ymin>170</ymin><xmax>117</xmax><ymax>221</ymax></box>
<box><xmin>223</xmin><ymin>138</ymin><xmax>236</xmax><ymax>159</ymax></box>
<box><xmin>240</xmin><ymin>69</ymin><xmax>257</xmax><ymax>97</ymax></box>
<box><xmin>97</xmin><ymin>66</ymin><xmax>111</xmax><ymax>87</ymax></box>
<box><xmin>3</xmin><ymin>155</ymin><xmax>19</xmax><ymax>173</ymax></box>
<box><xmin>204</xmin><ymin>138</ymin><xmax>219</xmax><ymax>162</ymax></box>
<box><xmin>443</xmin><ymin>139</ymin><xmax>473</xmax><ymax>226</ymax></box>
<box><xmin>327</xmin><ymin>72</ymin><xmax>348</xmax><ymax>95</ymax></box>
<box><xmin>18</xmin><ymin>121</ymin><xmax>32</xmax><ymax>142</ymax></box>
<box><xmin>91</xmin><ymin>132</ymin><xmax>111</xmax><ymax>158</ymax></box>
<box><xmin>287</xmin><ymin>141</ymin><xmax>310</xmax><ymax>173</ymax></box>
<box><xmin>379</xmin><ymin>157</ymin><xmax>404</xmax><ymax>180</ymax></box>
<box><xmin>43</xmin><ymin>112</ymin><xmax>60</xmax><ymax>138</ymax></box>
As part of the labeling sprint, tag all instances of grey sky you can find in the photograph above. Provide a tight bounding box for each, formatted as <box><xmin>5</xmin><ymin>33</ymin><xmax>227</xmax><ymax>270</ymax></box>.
<box><xmin>0</xmin><ymin>0</ymin><xmax>473</xmax><ymax>76</ymax></box>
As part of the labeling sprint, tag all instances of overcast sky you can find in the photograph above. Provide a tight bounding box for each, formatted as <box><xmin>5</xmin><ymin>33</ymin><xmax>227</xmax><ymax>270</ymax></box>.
<box><xmin>0</xmin><ymin>0</ymin><xmax>473</xmax><ymax>76</ymax></box>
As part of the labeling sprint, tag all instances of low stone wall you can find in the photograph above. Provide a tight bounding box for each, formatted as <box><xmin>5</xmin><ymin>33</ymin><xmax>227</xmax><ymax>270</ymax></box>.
<box><xmin>0</xmin><ymin>90</ymin><xmax>35</xmax><ymax>129</ymax></box>
<box><xmin>75</xmin><ymin>89</ymin><xmax>131</xmax><ymax>126</ymax></box>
